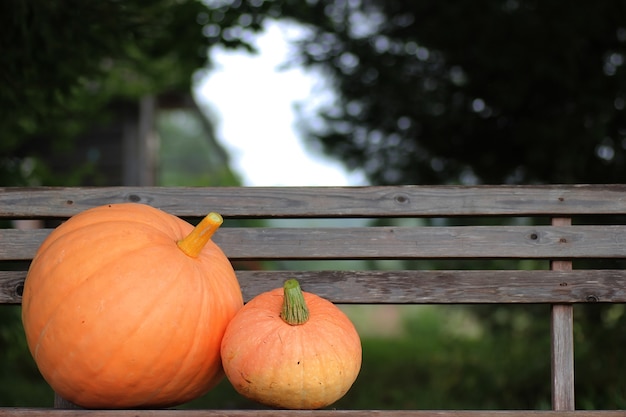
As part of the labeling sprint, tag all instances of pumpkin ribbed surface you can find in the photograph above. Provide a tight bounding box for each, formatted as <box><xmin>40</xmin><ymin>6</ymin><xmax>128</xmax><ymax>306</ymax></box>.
<box><xmin>221</xmin><ymin>282</ymin><xmax>362</xmax><ymax>409</ymax></box>
<box><xmin>21</xmin><ymin>203</ymin><xmax>243</xmax><ymax>409</ymax></box>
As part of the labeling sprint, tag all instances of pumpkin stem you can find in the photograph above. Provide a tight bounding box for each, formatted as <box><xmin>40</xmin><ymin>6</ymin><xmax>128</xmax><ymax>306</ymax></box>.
<box><xmin>280</xmin><ymin>279</ymin><xmax>310</xmax><ymax>325</ymax></box>
<box><xmin>177</xmin><ymin>212</ymin><xmax>223</xmax><ymax>258</ymax></box>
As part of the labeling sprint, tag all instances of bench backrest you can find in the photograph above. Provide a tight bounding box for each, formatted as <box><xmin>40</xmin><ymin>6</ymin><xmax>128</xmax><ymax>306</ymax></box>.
<box><xmin>1</xmin><ymin>185</ymin><xmax>626</xmax><ymax>416</ymax></box>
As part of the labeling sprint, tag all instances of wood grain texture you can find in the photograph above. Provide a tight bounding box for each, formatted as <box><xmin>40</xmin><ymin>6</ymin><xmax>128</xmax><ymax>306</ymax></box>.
<box><xmin>1</xmin><ymin>409</ymin><xmax>625</xmax><ymax>416</ymax></box>
<box><xmin>4</xmin><ymin>225</ymin><xmax>626</xmax><ymax>261</ymax></box>
<box><xmin>551</xmin><ymin>304</ymin><xmax>575</xmax><ymax>411</ymax></box>
<box><xmin>550</xmin><ymin>217</ymin><xmax>575</xmax><ymax>411</ymax></box>
<box><xmin>3</xmin><ymin>270</ymin><xmax>626</xmax><ymax>305</ymax></box>
<box><xmin>550</xmin><ymin>218</ymin><xmax>575</xmax><ymax>411</ymax></box>
<box><xmin>0</xmin><ymin>272</ymin><xmax>25</xmax><ymax>304</ymax></box>
<box><xmin>3</xmin><ymin>185</ymin><xmax>626</xmax><ymax>219</ymax></box>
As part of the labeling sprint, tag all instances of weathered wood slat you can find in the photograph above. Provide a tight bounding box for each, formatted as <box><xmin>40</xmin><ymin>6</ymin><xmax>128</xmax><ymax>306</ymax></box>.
<box><xmin>3</xmin><ymin>270</ymin><xmax>626</xmax><ymax>305</ymax></box>
<box><xmin>551</xmin><ymin>304</ymin><xmax>575</xmax><ymax>410</ymax></box>
<box><xmin>3</xmin><ymin>185</ymin><xmax>626</xmax><ymax>219</ymax></box>
<box><xmin>550</xmin><ymin>219</ymin><xmax>575</xmax><ymax>411</ymax></box>
<box><xmin>3</xmin><ymin>225</ymin><xmax>626</xmax><ymax>261</ymax></box>
<box><xmin>0</xmin><ymin>271</ymin><xmax>24</xmax><ymax>304</ymax></box>
<box><xmin>0</xmin><ymin>408</ymin><xmax>624</xmax><ymax>416</ymax></box>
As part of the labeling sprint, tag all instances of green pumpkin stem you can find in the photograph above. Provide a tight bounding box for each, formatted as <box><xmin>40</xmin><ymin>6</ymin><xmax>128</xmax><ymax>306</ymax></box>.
<box><xmin>177</xmin><ymin>212</ymin><xmax>223</xmax><ymax>258</ymax></box>
<box><xmin>280</xmin><ymin>279</ymin><xmax>310</xmax><ymax>325</ymax></box>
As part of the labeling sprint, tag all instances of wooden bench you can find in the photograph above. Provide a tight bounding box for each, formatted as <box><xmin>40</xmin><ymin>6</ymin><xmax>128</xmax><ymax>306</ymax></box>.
<box><xmin>1</xmin><ymin>185</ymin><xmax>625</xmax><ymax>416</ymax></box>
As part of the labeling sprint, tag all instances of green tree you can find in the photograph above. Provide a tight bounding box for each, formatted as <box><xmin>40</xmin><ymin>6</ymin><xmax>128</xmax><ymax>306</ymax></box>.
<box><xmin>0</xmin><ymin>0</ymin><xmax>271</xmax><ymax>186</ymax></box>
<box><xmin>268</xmin><ymin>0</ymin><xmax>626</xmax><ymax>185</ymax></box>
<box><xmin>3</xmin><ymin>2</ymin><xmax>625</xmax><ymax>185</ymax></box>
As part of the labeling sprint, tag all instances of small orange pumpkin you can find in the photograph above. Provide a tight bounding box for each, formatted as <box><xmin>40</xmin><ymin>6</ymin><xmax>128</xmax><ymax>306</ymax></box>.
<box><xmin>21</xmin><ymin>203</ymin><xmax>243</xmax><ymax>409</ymax></box>
<box><xmin>221</xmin><ymin>279</ymin><xmax>362</xmax><ymax>409</ymax></box>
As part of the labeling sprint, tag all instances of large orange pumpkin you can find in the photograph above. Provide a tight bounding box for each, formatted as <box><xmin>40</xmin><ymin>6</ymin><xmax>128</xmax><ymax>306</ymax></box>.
<box><xmin>221</xmin><ymin>279</ymin><xmax>362</xmax><ymax>409</ymax></box>
<box><xmin>21</xmin><ymin>203</ymin><xmax>243</xmax><ymax>409</ymax></box>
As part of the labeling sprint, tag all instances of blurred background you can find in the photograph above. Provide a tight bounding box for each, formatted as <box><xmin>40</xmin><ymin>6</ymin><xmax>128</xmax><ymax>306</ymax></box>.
<box><xmin>1</xmin><ymin>0</ymin><xmax>626</xmax><ymax>409</ymax></box>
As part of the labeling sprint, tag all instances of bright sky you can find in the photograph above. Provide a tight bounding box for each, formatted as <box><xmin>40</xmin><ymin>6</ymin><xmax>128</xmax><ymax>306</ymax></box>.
<box><xmin>196</xmin><ymin>21</ymin><xmax>367</xmax><ymax>187</ymax></box>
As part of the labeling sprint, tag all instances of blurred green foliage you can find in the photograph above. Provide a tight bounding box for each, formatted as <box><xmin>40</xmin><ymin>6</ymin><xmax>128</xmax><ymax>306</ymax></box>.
<box><xmin>0</xmin><ymin>0</ymin><xmax>267</xmax><ymax>186</ymax></box>
<box><xmin>274</xmin><ymin>0</ymin><xmax>626</xmax><ymax>185</ymax></box>
<box><xmin>0</xmin><ymin>306</ymin><xmax>53</xmax><ymax>406</ymax></box>
<box><xmin>157</xmin><ymin>109</ymin><xmax>242</xmax><ymax>186</ymax></box>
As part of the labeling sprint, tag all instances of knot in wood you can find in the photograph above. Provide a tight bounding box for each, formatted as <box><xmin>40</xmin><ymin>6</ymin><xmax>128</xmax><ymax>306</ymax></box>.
<box><xmin>394</xmin><ymin>193</ymin><xmax>409</xmax><ymax>204</ymax></box>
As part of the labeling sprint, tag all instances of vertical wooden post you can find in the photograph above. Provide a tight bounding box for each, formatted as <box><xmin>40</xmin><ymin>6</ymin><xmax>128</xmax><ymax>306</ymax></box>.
<box><xmin>550</xmin><ymin>217</ymin><xmax>575</xmax><ymax>410</ymax></box>
<box><xmin>123</xmin><ymin>95</ymin><xmax>158</xmax><ymax>186</ymax></box>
